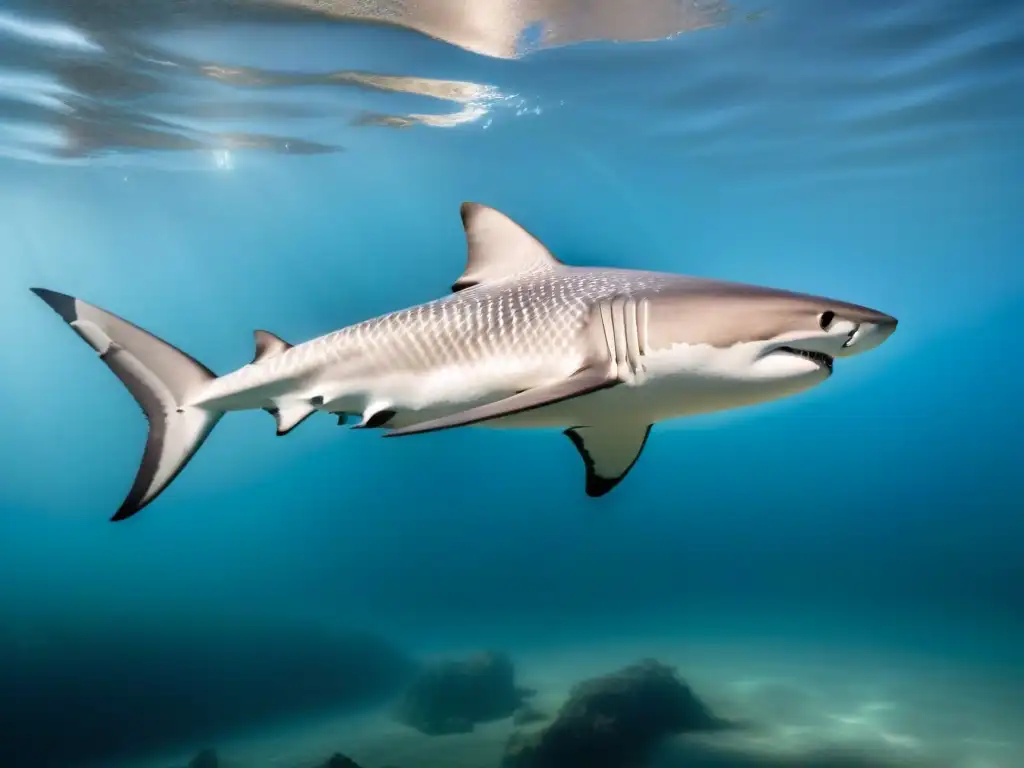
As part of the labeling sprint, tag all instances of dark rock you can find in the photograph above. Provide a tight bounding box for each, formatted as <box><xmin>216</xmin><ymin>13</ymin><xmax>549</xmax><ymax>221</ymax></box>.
<box><xmin>188</xmin><ymin>749</ymin><xmax>219</xmax><ymax>768</ymax></box>
<box><xmin>435</xmin><ymin>715</ymin><xmax>474</xmax><ymax>735</ymax></box>
<box><xmin>0</xmin><ymin>611</ymin><xmax>419</xmax><ymax>768</ymax></box>
<box><xmin>501</xmin><ymin>659</ymin><xmax>728</xmax><ymax>768</ymax></box>
<box><xmin>319</xmin><ymin>754</ymin><xmax>361</xmax><ymax>768</ymax></box>
<box><xmin>512</xmin><ymin>704</ymin><xmax>548</xmax><ymax>726</ymax></box>
<box><xmin>394</xmin><ymin>651</ymin><xmax>531</xmax><ymax>736</ymax></box>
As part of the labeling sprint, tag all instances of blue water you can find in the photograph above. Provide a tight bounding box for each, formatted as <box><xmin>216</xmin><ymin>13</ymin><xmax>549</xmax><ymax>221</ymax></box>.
<box><xmin>2</xmin><ymin>1</ymin><xmax>1023</xmax><ymax>767</ymax></box>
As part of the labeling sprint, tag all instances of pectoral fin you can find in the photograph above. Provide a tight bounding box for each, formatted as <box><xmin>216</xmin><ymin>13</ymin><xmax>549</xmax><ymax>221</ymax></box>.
<box><xmin>383</xmin><ymin>366</ymin><xmax>618</xmax><ymax>438</ymax></box>
<box><xmin>564</xmin><ymin>423</ymin><xmax>652</xmax><ymax>497</ymax></box>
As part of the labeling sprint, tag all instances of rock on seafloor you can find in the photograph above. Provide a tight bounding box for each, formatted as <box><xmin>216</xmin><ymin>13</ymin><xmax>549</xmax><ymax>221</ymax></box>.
<box><xmin>317</xmin><ymin>754</ymin><xmax>363</xmax><ymax>768</ymax></box>
<box><xmin>512</xmin><ymin>703</ymin><xmax>549</xmax><ymax>726</ymax></box>
<box><xmin>317</xmin><ymin>754</ymin><xmax>359</xmax><ymax>768</ymax></box>
<box><xmin>1</xmin><ymin>612</ymin><xmax>419</xmax><ymax>768</ymax></box>
<box><xmin>317</xmin><ymin>753</ymin><xmax>402</xmax><ymax>768</ymax></box>
<box><xmin>501</xmin><ymin>658</ymin><xmax>729</xmax><ymax>768</ymax></box>
<box><xmin>180</xmin><ymin>749</ymin><xmax>391</xmax><ymax>768</ymax></box>
<box><xmin>188</xmin><ymin>749</ymin><xmax>220</xmax><ymax>768</ymax></box>
<box><xmin>393</xmin><ymin>651</ymin><xmax>534</xmax><ymax>735</ymax></box>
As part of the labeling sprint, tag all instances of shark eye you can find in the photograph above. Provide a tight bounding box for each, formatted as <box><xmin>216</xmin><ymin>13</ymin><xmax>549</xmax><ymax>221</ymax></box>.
<box><xmin>819</xmin><ymin>311</ymin><xmax>836</xmax><ymax>330</ymax></box>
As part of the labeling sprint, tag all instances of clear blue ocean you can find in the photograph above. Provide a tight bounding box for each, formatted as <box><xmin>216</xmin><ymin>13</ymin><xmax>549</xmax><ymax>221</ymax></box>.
<box><xmin>2</xmin><ymin>1</ymin><xmax>1022</xmax><ymax>767</ymax></box>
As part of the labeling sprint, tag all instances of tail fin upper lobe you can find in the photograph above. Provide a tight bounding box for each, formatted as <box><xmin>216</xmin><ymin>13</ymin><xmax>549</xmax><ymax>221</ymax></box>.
<box><xmin>31</xmin><ymin>288</ymin><xmax>223</xmax><ymax>522</ymax></box>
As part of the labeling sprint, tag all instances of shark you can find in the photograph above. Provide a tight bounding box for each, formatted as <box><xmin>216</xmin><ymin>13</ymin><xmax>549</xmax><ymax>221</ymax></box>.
<box><xmin>31</xmin><ymin>202</ymin><xmax>897</xmax><ymax>522</ymax></box>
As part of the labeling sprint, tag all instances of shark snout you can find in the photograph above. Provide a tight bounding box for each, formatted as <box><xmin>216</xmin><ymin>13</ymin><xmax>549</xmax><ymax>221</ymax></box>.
<box><xmin>762</xmin><ymin>312</ymin><xmax>897</xmax><ymax>366</ymax></box>
<box><xmin>834</xmin><ymin>314</ymin><xmax>897</xmax><ymax>358</ymax></box>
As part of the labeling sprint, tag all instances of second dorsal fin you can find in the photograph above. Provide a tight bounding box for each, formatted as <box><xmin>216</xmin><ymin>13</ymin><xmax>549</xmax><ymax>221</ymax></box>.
<box><xmin>451</xmin><ymin>202</ymin><xmax>562</xmax><ymax>292</ymax></box>
<box><xmin>252</xmin><ymin>330</ymin><xmax>291</xmax><ymax>363</ymax></box>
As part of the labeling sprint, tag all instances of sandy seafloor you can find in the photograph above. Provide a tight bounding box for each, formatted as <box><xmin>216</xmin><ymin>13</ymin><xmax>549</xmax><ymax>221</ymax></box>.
<box><xmin>122</xmin><ymin>633</ymin><xmax>1022</xmax><ymax>768</ymax></box>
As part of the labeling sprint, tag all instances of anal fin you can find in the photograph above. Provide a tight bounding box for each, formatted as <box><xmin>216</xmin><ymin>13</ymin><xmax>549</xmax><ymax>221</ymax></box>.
<box><xmin>352</xmin><ymin>402</ymin><xmax>397</xmax><ymax>429</ymax></box>
<box><xmin>564</xmin><ymin>423</ymin><xmax>652</xmax><ymax>497</ymax></box>
<box><xmin>384</xmin><ymin>366</ymin><xmax>618</xmax><ymax>438</ymax></box>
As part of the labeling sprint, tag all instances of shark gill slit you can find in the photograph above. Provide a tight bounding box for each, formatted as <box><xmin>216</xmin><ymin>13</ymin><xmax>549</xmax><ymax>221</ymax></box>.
<box><xmin>595</xmin><ymin>300</ymin><xmax>616</xmax><ymax>378</ymax></box>
<box><xmin>597</xmin><ymin>295</ymin><xmax>645</xmax><ymax>383</ymax></box>
<box><xmin>637</xmin><ymin>297</ymin><xmax>649</xmax><ymax>360</ymax></box>
<box><xmin>612</xmin><ymin>296</ymin><xmax>629</xmax><ymax>376</ymax></box>
<box><xmin>623</xmin><ymin>298</ymin><xmax>639</xmax><ymax>377</ymax></box>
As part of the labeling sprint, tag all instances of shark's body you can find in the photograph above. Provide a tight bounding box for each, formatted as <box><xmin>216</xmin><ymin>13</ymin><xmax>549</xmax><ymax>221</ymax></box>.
<box><xmin>32</xmin><ymin>203</ymin><xmax>897</xmax><ymax>521</ymax></box>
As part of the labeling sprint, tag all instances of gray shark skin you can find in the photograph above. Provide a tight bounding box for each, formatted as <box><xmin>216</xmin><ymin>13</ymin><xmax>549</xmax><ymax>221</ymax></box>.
<box><xmin>31</xmin><ymin>202</ymin><xmax>897</xmax><ymax>521</ymax></box>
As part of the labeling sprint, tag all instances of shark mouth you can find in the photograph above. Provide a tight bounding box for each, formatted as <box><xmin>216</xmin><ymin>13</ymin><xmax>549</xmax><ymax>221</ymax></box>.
<box><xmin>776</xmin><ymin>346</ymin><xmax>834</xmax><ymax>372</ymax></box>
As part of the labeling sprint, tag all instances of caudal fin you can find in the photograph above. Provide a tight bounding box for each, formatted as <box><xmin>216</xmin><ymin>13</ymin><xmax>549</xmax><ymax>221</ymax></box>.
<box><xmin>31</xmin><ymin>288</ymin><xmax>224</xmax><ymax>522</ymax></box>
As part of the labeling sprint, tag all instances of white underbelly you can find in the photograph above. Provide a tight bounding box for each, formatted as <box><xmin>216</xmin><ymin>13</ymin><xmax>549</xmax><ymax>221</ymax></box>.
<box><xmin>323</xmin><ymin>354</ymin><xmax>582</xmax><ymax>428</ymax></box>
<box><xmin>324</xmin><ymin>341</ymin><xmax>822</xmax><ymax>431</ymax></box>
<box><xmin>476</xmin><ymin>341</ymin><xmax>824</xmax><ymax>429</ymax></box>
<box><xmin>476</xmin><ymin>377</ymin><xmax>771</xmax><ymax>428</ymax></box>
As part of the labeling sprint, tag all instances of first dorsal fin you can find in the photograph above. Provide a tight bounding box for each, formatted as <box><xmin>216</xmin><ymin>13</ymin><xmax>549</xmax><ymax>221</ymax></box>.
<box><xmin>252</xmin><ymin>329</ymin><xmax>291</xmax><ymax>363</ymax></box>
<box><xmin>451</xmin><ymin>202</ymin><xmax>562</xmax><ymax>293</ymax></box>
